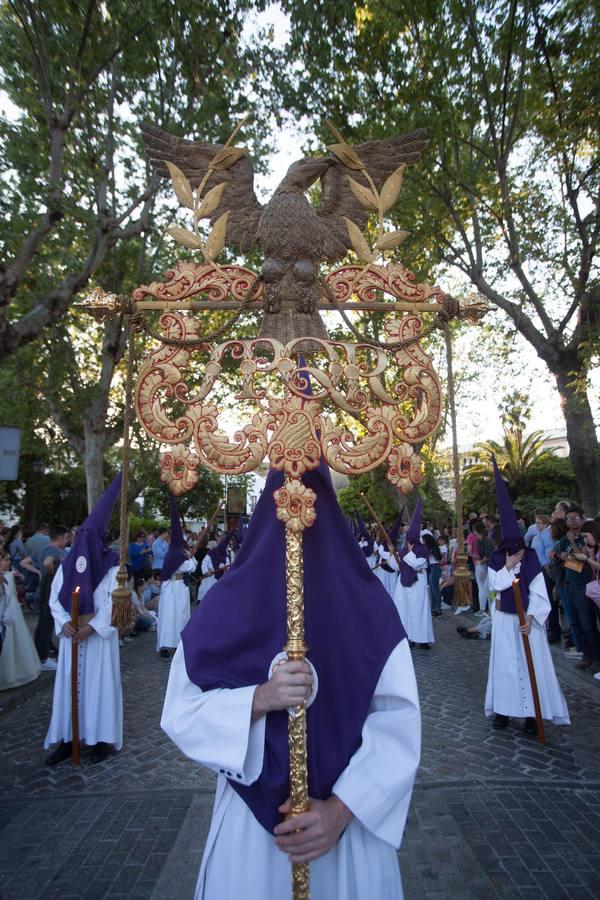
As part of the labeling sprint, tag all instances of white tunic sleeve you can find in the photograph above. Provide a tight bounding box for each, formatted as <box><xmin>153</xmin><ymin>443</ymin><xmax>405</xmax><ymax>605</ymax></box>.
<box><xmin>179</xmin><ymin>558</ymin><xmax>198</xmax><ymax>574</ymax></box>
<box><xmin>488</xmin><ymin>565</ymin><xmax>515</xmax><ymax>593</ymax></box>
<box><xmin>332</xmin><ymin>639</ymin><xmax>420</xmax><ymax>848</ymax></box>
<box><xmin>523</xmin><ymin>572</ymin><xmax>550</xmax><ymax>626</ymax></box>
<box><xmin>48</xmin><ymin>568</ymin><xmax>70</xmax><ymax>635</ymax></box>
<box><xmin>402</xmin><ymin>551</ymin><xmax>428</xmax><ymax>572</ymax></box>
<box><xmin>201</xmin><ymin>556</ymin><xmax>214</xmax><ymax>576</ymax></box>
<box><xmin>161</xmin><ymin>643</ymin><xmax>266</xmax><ymax>785</ymax></box>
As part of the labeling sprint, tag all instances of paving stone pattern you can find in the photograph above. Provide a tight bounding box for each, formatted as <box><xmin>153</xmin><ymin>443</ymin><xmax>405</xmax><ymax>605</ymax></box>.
<box><xmin>0</xmin><ymin>609</ymin><xmax>598</xmax><ymax>899</ymax></box>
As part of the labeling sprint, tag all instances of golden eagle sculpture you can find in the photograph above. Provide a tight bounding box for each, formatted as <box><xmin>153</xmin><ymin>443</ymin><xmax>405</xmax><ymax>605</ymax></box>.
<box><xmin>140</xmin><ymin>123</ymin><xmax>427</xmax><ymax>343</ymax></box>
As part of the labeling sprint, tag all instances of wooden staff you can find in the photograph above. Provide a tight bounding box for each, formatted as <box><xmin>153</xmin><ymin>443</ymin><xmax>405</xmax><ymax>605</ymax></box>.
<box><xmin>71</xmin><ymin>586</ymin><xmax>81</xmax><ymax>767</ymax></box>
<box><xmin>195</xmin><ymin>499</ymin><xmax>225</xmax><ymax>548</ymax></box>
<box><xmin>512</xmin><ymin>578</ymin><xmax>545</xmax><ymax>745</ymax></box>
<box><xmin>360</xmin><ymin>493</ymin><xmax>403</xmax><ymax>570</ymax></box>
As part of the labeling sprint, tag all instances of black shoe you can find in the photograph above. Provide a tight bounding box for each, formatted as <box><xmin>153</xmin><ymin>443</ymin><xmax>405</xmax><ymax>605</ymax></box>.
<box><xmin>460</xmin><ymin>630</ymin><xmax>478</xmax><ymax>639</ymax></box>
<box><xmin>419</xmin><ymin>643</ymin><xmax>431</xmax><ymax>650</ymax></box>
<box><xmin>493</xmin><ymin>714</ymin><xmax>509</xmax><ymax>730</ymax></box>
<box><xmin>523</xmin><ymin>718</ymin><xmax>537</xmax><ymax>735</ymax></box>
<box><xmin>548</xmin><ymin>634</ymin><xmax>561</xmax><ymax>644</ymax></box>
<box><xmin>456</xmin><ymin>626</ymin><xmax>468</xmax><ymax>634</ymax></box>
<box><xmin>159</xmin><ymin>648</ymin><xmax>170</xmax><ymax>658</ymax></box>
<box><xmin>408</xmin><ymin>641</ymin><xmax>415</xmax><ymax>649</ymax></box>
<box><xmin>432</xmin><ymin>610</ymin><xmax>442</xmax><ymax>617</ymax></box>
<box><xmin>45</xmin><ymin>741</ymin><xmax>73</xmax><ymax>766</ymax></box>
<box><xmin>89</xmin><ymin>742</ymin><xmax>111</xmax><ymax>764</ymax></box>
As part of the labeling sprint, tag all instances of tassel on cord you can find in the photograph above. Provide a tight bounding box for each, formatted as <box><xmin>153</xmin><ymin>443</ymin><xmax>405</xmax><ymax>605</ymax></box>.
<box><xmin>443</xmin><ymin>322</ymin><xmax>472</xmax><ymax>608</ymax></box>
<box><xmin>111</xmin><ymin>315</ymin><xmax>141</xmax><ymax>630</ymax></box>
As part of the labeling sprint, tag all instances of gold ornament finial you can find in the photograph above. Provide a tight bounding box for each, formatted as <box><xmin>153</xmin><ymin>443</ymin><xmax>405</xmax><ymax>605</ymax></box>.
<box><xmin>76</xmin><ymin>287</ymin><xmax>131</xmax><ymax>320</ymax></box>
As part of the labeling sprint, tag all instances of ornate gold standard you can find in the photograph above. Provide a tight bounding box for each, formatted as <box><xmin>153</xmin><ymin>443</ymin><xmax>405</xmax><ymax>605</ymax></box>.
<box><xmin>81</xmin><ymin>115</ymin><xmax>485</xmax><ymax>899</ymax></box>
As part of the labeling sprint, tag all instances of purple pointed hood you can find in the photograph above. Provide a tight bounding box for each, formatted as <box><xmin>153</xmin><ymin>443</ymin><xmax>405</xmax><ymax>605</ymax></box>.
<box><xmin>355</xmin><ymin>511</ymin><xmax>374</xmax><ymax>557</ymax></box>
<box><xmin>488</xmin><ymin>456</ymin><xmax>541</xmax><ymax>612</ymax></box>
<box><xmin>387</xmin><ymin>507</ymin><xmax>406</xmax><ymax>546</ymax></box>
<box><xmin>58</xmin><ymin>474</ymin><xmax>121</xmax><ymax>616</ymax></box>
<box><xmin>208</xmin><ymin>529</ymin><xmax>234</xmax><ymax>570</ymax></box>
<box><xmin>180</xmin><ymin>461</ymin><xmax>406</xmax><ymax>834</ymax></box>
<box><xmin>161</xmin><ymin>493</ymin><xmax>188</xmax><ymax>582</ymax></box>
<box><xmin>399</xmin><ymin>495</ymin><xmax>428</xmax><ymax>587</ymax></box>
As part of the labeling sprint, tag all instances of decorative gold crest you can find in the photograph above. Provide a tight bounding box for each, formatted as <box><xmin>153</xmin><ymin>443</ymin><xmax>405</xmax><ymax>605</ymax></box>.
<box><xmin>274</xmin><ymin>480</ymin><xmax>317</xmax><ymax>532</ymax></box>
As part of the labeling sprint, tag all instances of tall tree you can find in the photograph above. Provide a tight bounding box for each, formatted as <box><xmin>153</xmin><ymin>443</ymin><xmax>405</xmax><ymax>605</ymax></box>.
<box><xmin>280</xmin><ymin>0</ymin><xmax>600</xmax><ymax>513</ymax></box>
<box><xmin>0</xmin><ymin>0</ymin><xmax>275</xmax><ymax>508</ymax></box>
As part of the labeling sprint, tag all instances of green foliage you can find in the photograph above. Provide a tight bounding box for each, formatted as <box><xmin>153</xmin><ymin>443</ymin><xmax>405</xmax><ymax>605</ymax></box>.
<box><xmin>141</xmin><ymin>467</ymin><xmax>226</xmax><ymax>523</ymax></box>
<box><xmin>0</xmin><ymin>0</ymin><xmax>279</xmax><ymax>509</ymax></box>
<box><xmin>463</xmin><ymin>429</ymin><xmax>556</xmax><ymax>499</ymax></box>
<box><xmin>337</xmin><ymin>472</ymin><xmax>399</xmax><ymax>526</ymax></box>
<box><xmin>515</xmin><ymin>457</ymin><xmax>580</xmax><ymax>507</ymax></box>
<box><xmin>461</xmin><ymin>453</ymin><xmax>580</xmax><ymax>520</ymax></box>
<box><xmin>129</xmin><ymin>515</ymin><xmax>167</xmax><ymax>537</ymax></box>
<box><xmin>279</xmin><ymin>0</ymin><xmax>600</xmax><ymax>510</ymax></box>
<box><xmin>420</xmin><ymin>455</ymin><xmax>453</xmax><ymax>527</ymax></box>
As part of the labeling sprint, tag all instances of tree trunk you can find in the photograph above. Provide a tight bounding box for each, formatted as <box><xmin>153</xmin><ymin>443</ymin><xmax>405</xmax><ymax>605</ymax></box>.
<box><xmin>83</xmin><ymin>424</ymin><xmax>107</xmax><ymax>513</ymax></box>
<box><xmin>555</xmin><ymin>369</ymin><xmax>600</xmax><ymax>516</ymax></box>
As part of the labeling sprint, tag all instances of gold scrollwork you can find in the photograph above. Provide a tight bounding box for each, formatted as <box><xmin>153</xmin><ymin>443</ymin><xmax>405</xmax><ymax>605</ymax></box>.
<box><xmin>159</xmin><ymin>445</ymin><xmax>201</xmax><ymax>494</ymax></box>
<box><xmin>266</xmin><ymin>397</ymin><xmax>322</xmax><ymax>477</ymax></box>
<box><xmin>133</xmin><ymin>260</ymin><xmax>263</xmax><ymax>305</ymax></box>
<box><xmin>325</xmin><ymin>262</ymin><xmax>445</xmax><ymax>304</ymax></box>
<box><xmin>319</xmin><ymin>406</ymin><xmax>396</xmax><ymax>475</ymax></box>
<box><xmin>275</xmin><ymin>481</ymin><xmax>317</xmax><ymax>533</ymax></box>
<box><xmin>386</xmin><ymin>443</ymin><xmax>423</xmax><ymax>494</ymax></box>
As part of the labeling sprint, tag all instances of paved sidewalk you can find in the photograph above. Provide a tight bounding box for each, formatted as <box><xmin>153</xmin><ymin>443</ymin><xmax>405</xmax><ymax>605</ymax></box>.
<box><xmin>0</xmin><ymin>610</ymin><xmax>598</xmax><ymax>899</ymax></box>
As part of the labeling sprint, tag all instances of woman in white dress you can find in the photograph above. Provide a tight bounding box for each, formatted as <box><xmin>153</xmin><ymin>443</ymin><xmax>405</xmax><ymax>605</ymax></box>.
<box><xmin>0</xmin><ymin>551</ymin><xmax>41</xmax><ymax>690</ymax></box>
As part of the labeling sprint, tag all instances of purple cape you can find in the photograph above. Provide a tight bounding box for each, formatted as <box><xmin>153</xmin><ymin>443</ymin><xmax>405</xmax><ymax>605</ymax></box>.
<box><xmin>488</xmin><ymin>541</ymin><xmax>541</xmax><ymax>613</ymax></box>
<box><xmin>399</xmin><ymin>544</ymin><xmax>429</xmax><ymax>587</ymax></box>
<box><xmin>208</xmin><ymin>529</ymin><xmax>233</xmax><ymax>571</ymax></box>
<box><xmin>180</xmin><ymin>465</ymin><xmax>406</xmax><ymax>834</ymax></box>
<box><xmin>58</xmin><ymin>474</ymin><xmax>121</xmax><ymax>616</ymax></box>
<box><xmin>161</xmin><ymin>493</ymin><xmax>188</xmax><ymax>582</ymax></box>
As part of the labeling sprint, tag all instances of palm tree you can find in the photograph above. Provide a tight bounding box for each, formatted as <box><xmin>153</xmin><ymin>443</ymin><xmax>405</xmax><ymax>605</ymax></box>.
<box><xmin>463</xmin><ymin>429</ymin><xmax>556</xmax><ymax>499</ymax></box>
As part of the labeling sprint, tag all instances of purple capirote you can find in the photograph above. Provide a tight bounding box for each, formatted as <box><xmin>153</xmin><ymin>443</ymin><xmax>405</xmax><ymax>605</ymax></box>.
<box><xmin>161</xmin><ymin>493</ymin><xmax>188</xmax><ymax>582</ymax></box>
<box><xmin>399</xmin><ymin>496</ymin><xmax>428</xmax><ymax>587</ymax></box>
<box><xmin>180</xmin><ymin>463</ymin><xmax>406</xmax><ymax>834</ymax></box>
<box><xmin>58</xmin><ymin>473</ymin><xmax>121</xmax><ymax>616</ymax></box>
<box><xmin>487</xmin><ymin>456</ymin><xmax>541</xmax><ymax>613</ymax></box>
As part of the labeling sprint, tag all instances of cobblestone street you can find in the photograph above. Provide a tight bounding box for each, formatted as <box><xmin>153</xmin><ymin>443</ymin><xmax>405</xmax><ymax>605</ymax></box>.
<box><xmin>1</xmin><ymin>610</ymin><xmax>599</xmax><ymax>900</ymax></box>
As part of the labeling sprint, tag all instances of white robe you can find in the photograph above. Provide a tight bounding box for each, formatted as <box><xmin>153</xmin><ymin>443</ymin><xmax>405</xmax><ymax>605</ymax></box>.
<box><xmin>377</xmin><ymin>547</ymin><xmax>399</xmax><ymax>598</ymax></box>
<box><xmin>484</xmin><ymin>566</ymin><xmax>570</xmax><ymax>724</ymax></box>
<box><xmin>44</xmin><ymin>566</ymin><xmax>123</xmax><ymax>749</ymax></box>
<box><xmin>393</xmin><ymin>553</ymin><xmax>434</xmax><ymax>644</ymax></box>
<box><xmin>161</xmin><ymin>640</ymin><xmax>421</xmax><ymax>900</ymax></box>
<box><xmin>0</xmin><ymin>571</ymin><xmax>41</xmax><ymax>690</ymax></box>
<box><xmin>198</xmin><ymin>554</ymin><xmax>217</xmax><ymax>603</ymax></box>
<box><xmin>157</xmin><ymin>558</ymin><xmax>197</xmax><ymax>651</ymax></box>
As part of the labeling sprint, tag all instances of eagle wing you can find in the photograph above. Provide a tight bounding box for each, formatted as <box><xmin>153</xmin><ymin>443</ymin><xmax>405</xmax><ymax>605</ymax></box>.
<box><xmin>317</xmin><ymin>128</ymin><xmax>428</xmax><ymax>262</ymax></box>
<box><xmin>140</xmin><ymin>123</ymin><xmax>263</xmax><ymax>254</ymax></box>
